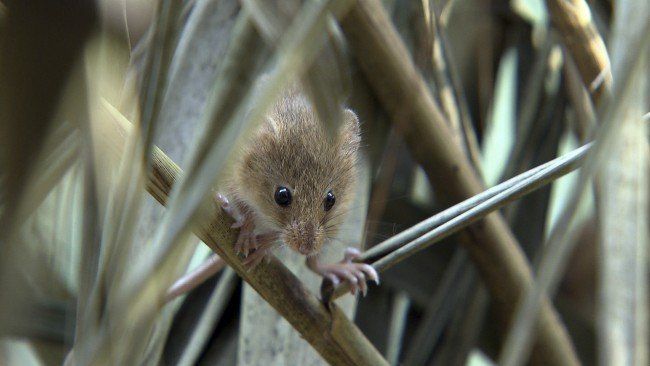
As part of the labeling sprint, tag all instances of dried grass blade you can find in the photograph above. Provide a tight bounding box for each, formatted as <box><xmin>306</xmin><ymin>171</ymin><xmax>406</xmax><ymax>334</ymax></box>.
<box><xmin>177</xmin><ymin>268</ymin><xmax>238</xmax><ymax>366</ymax></box>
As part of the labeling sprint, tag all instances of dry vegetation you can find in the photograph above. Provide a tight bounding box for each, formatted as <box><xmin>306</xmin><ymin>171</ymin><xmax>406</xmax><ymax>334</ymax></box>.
<box><xmin>0</xmin><ymin>0</ymin><xmax>647</xmax><ymax>365</ymax></box>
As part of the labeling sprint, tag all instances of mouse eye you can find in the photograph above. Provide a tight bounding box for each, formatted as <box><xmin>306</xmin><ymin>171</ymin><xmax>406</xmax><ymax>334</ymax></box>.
<box><xmin>324</xmin><ymin>190</ymin><xmax>336</xmax><ymax>211</ymax></box>
<box><xmin>274</xmin><ymin>186</ymin><xmax>292</xmax><ymax>207</ymax></box>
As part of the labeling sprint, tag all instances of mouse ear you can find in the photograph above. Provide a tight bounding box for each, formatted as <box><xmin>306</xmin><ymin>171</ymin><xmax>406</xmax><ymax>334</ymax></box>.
<box><xmin>338</xmin><ymin>109</ymin><xmax>361</xmax><ymax>151</ymax></box>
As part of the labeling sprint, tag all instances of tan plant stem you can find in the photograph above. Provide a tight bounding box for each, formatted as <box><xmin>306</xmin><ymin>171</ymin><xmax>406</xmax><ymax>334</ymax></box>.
<box><xmin>545</xmin><ymin>0</ymin><xmax>611</xmax><ymax>102</ymax></box>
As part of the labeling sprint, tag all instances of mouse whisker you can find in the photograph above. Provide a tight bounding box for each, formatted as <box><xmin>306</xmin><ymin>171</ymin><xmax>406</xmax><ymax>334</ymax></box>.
<box><xmin>322</xmin><ymin>212</ymin><xmax>353</xmax><ymax>225</ymax></box>
<box><xmin>326</xmin><ymin>165</ymin><xmax>354</xmax><ymax>187</ymax></box>
<box><xmin>326</xmin><ymin>237</ymin><xmax>354</xmax><ymax>247</ymax></box>
<box><xmin>332</xmin><ymin>193</ymin><xmax>414</xmax><ymax>214</ymax></box>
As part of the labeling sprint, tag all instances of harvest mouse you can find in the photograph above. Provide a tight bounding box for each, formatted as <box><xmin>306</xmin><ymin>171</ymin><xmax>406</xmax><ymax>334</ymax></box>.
<box><xmin>216</xmin><ymin>86</ymin><xmax>378</xmax><ymax>295</ymax></box>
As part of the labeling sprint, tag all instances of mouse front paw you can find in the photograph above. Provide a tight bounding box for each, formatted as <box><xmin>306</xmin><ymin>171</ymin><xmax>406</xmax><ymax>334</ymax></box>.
<box><xmin>242</xmin><ymin>232</ymin><xmax>279</xmax><ymax>269</ymax></box>
<box><xmin>311</xmin><ymin>248</ymin><xmax>379</xmax><ymax>296</ymax></box>
<box><xmin>215</xmin><ymin>193</ymin><xmax>259</xmax><ymax>256</ymax></box>
<box><xmin>215</xmin><ymin>193</ymin><xmax>245</xmax><ymax>228</ymax></box>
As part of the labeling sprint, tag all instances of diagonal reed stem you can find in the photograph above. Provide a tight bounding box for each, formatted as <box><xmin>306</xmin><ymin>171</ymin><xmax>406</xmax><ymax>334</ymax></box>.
<box><xmin>326</xmin><ymin>142</ymin><xmax>592</xmax><ymax>300</ymax></box>
<box><xmin>360</xmin><ymin>142</ymin><xmax>591</xmax><ymax>264</ymax></box>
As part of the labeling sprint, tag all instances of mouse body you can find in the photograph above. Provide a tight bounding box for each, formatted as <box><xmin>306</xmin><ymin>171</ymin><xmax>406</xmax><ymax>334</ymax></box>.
<box><xmin>217</xmin><ymin>86</ymin><xmax>377</xmax><ymax>295</ymax></box>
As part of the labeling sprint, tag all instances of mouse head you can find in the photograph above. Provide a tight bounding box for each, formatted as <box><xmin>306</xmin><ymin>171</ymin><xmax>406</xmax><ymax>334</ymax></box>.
<box><xmin>236</xmin><ymin>97</ymin><xmax>360</xmax><ymax>256</ymax></box>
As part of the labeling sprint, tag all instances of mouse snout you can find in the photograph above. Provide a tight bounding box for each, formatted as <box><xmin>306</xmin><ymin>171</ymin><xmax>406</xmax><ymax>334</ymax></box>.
<box><xmin>283</xmin><ymin>221</ymin><xmax>324</xmax><ymax>255</ymax></box>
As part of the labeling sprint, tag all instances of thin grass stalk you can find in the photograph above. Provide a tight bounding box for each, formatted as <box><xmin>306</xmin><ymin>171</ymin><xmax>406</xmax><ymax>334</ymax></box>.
<box><xmin>422</xmin><ymin>0</ymin><xmax>482</xmax><ymax>174</ymax></box>
<box><xmin>11</xmin><ymin>127</ymin><xmax>81</xmax><ymax>226</ymax></box>
<box><xmin>403</xmin><ymin>250</ymin><xmax>468</xmax><ymax>365</ymax></box>
<box><xmin>422</xmin><ymin>0</ymin><xmax>462</xmax><ymax>150</ymax></box>
<box><xmin>135</xmin><ymin>0</ymin><xmax>243</xmax><ymax>168</ymax></box>
<box><xmin>498</xmin><ymin>25</ymin><xmax>650</xmax><ymax>366</ymax></box>
<box><xmin>108</xmin><ymin>0</ymin><xmax>181</xmax><ymax>277</ymax></box>
<box><xmin>431</xmin><ymin>274</ymin><xmax>487</xmax><ymax>366</ymax></box>
<box><xmin>98</xmin><ymin>17</ymin><xmax>168</xmax><ymax>305</ymax></box>
<box><xmin>499</xmin><ymin>40</ymin><xmax>553</xmax><ymax>183</ymax></box>
<box><xmin>164</xmin><ymin>0</ymin><xmax>223</xmax><ymax>100</ymax></box>
<box><xmin>138</xmin><ymin>0</ymin><xmax>181</xmax><ymax>154</ymax></box>
<box><xmin>360</xmin><ymin>142</ymin><xmax>591</xmax><ymax>263</ymax></box>
<box><xmin>177</xmin><ymin>268</ymin><xmax>238</xmax><ymax>366</ymax></box>
<box><xmin>563</xmin><ymin>51</ymin><xmax>596</xmax><ymax>141</ymax></box>
<box><xmin>363</xmin><ymin>127</ymin><xmax>401</xmax><ymax>243</ymax></box>
<box><xmin>67</xmin><ymin>68</ymin><xmax>103</xmax><ymax>365</ymax></box>
<box><xmin>71</xmin><ymin>28</ymin><xmax>154</xmax><ymax>363</ymax></box>
<box><xmin>501</xmin><ymin>47</ymin><xmax>566</xmax><ymax>229</ymax></box>
<box><xmin>326</xmin><ymin>142</ymin><xmax>591</xmax><ymax>300</ymax></box>
<box><xmin>430</xmin><ymin>1</ymin><xmax>481</xmax><ymax>176</ymax></box>
<box><xmin>386</xmin><ymin>291</ymin><xmax>410</xmax><ymax>365</ymax></box>
<box><xmin>372</xmin><ymin>143</ymin><xmax>585</xmax><ymax>272</ymax></box>
<box><xmin>73</xmin><ymin>28</ymin><xmax>160</xmax><ymax>361</ymax></box>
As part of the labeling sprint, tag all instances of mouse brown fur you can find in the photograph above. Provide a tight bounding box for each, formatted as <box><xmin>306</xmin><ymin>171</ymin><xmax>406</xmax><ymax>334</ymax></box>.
<box><xmin>217</xmin><ymin>86</ymin><xmax>378</xmax><ymax>294</ymax></box>
<box><xmin>229</xmin><ymin>89</ymin><xmax>359</xmax><ymax>255</ymax></box>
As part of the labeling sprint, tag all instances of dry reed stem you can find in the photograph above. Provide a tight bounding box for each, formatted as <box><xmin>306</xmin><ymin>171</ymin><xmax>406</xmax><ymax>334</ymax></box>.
<box><xmin>545</xmin><ymin>0</ymin><xmax>611</xmax><ymax>102</ymax></box>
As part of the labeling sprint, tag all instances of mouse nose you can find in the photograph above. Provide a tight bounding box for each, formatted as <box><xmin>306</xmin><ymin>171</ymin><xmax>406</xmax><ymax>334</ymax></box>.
<box><xmin>296</xmin><ymin>223</ymin><xmax>317</xmax><ymax>254</ymax></box>
<box><xmin>286</xmin><ymin>222</ymin><xmax>323</xmax><ymax>255</ymax></box>
<box><xmin>297</xmin><ymin>244</ymin><xmax>312</xmax><ymax>255</ymax></box>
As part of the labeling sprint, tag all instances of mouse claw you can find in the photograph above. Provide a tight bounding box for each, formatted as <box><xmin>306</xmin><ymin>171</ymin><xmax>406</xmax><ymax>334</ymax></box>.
<box><xmin>242</xmin><ymin>249</ymin><xmax>266</xmax><ymax>269</ymax></box>
<box><xmin>344</xmin><ymin>246</ymin><xmax>379</xmax><ymax>287</ymax></box>
<box><xmin>359</xmin><ymin>263</ymin><xmax>379</xmax><ymax>285</ymax></box>
<box><xmin>241</xmin><ymin>233</ymin><xmax>278</xmax><ymax>269</ymax></box>
<box><xmin>230</xmin><ymin>211</ymin><xmax>259</xmax><ymax>256</ymax></box>
<box><xmin>216</xmin><ymin>193</ymin><xmax>245</xmax><ymax>226</ymax></box>
<box><xmin>354</xmin><ymin>269</ymin><xmax>368</xmax><ymax>296</ymax></box>
<box><xmin>347</xmin><ymin>275</ymin><xmax>359</xmax><ymax>296</ymax></box>
<box><xmin>343</xmin><ymin>247</ymin><xmax>361</xmax><ymax>261</ymax></box>
<box><xmin>309</xmin><ymin>248</ymin><xmax>380</xmax><ymax>297</ymax></box>
<box><xmin>234</xmin><ymin>232</ymin><xmax>257</xmax><ymax>257</ymax></box>
<box><xmin>325</xmin><ymin>273</ymin><xmax>340</xmax><ymax>287</ymax></box>
<box><xmin>216</xmin><ymin>193</ymin><xmax>233</xmax><ymax>214</ymax></box>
